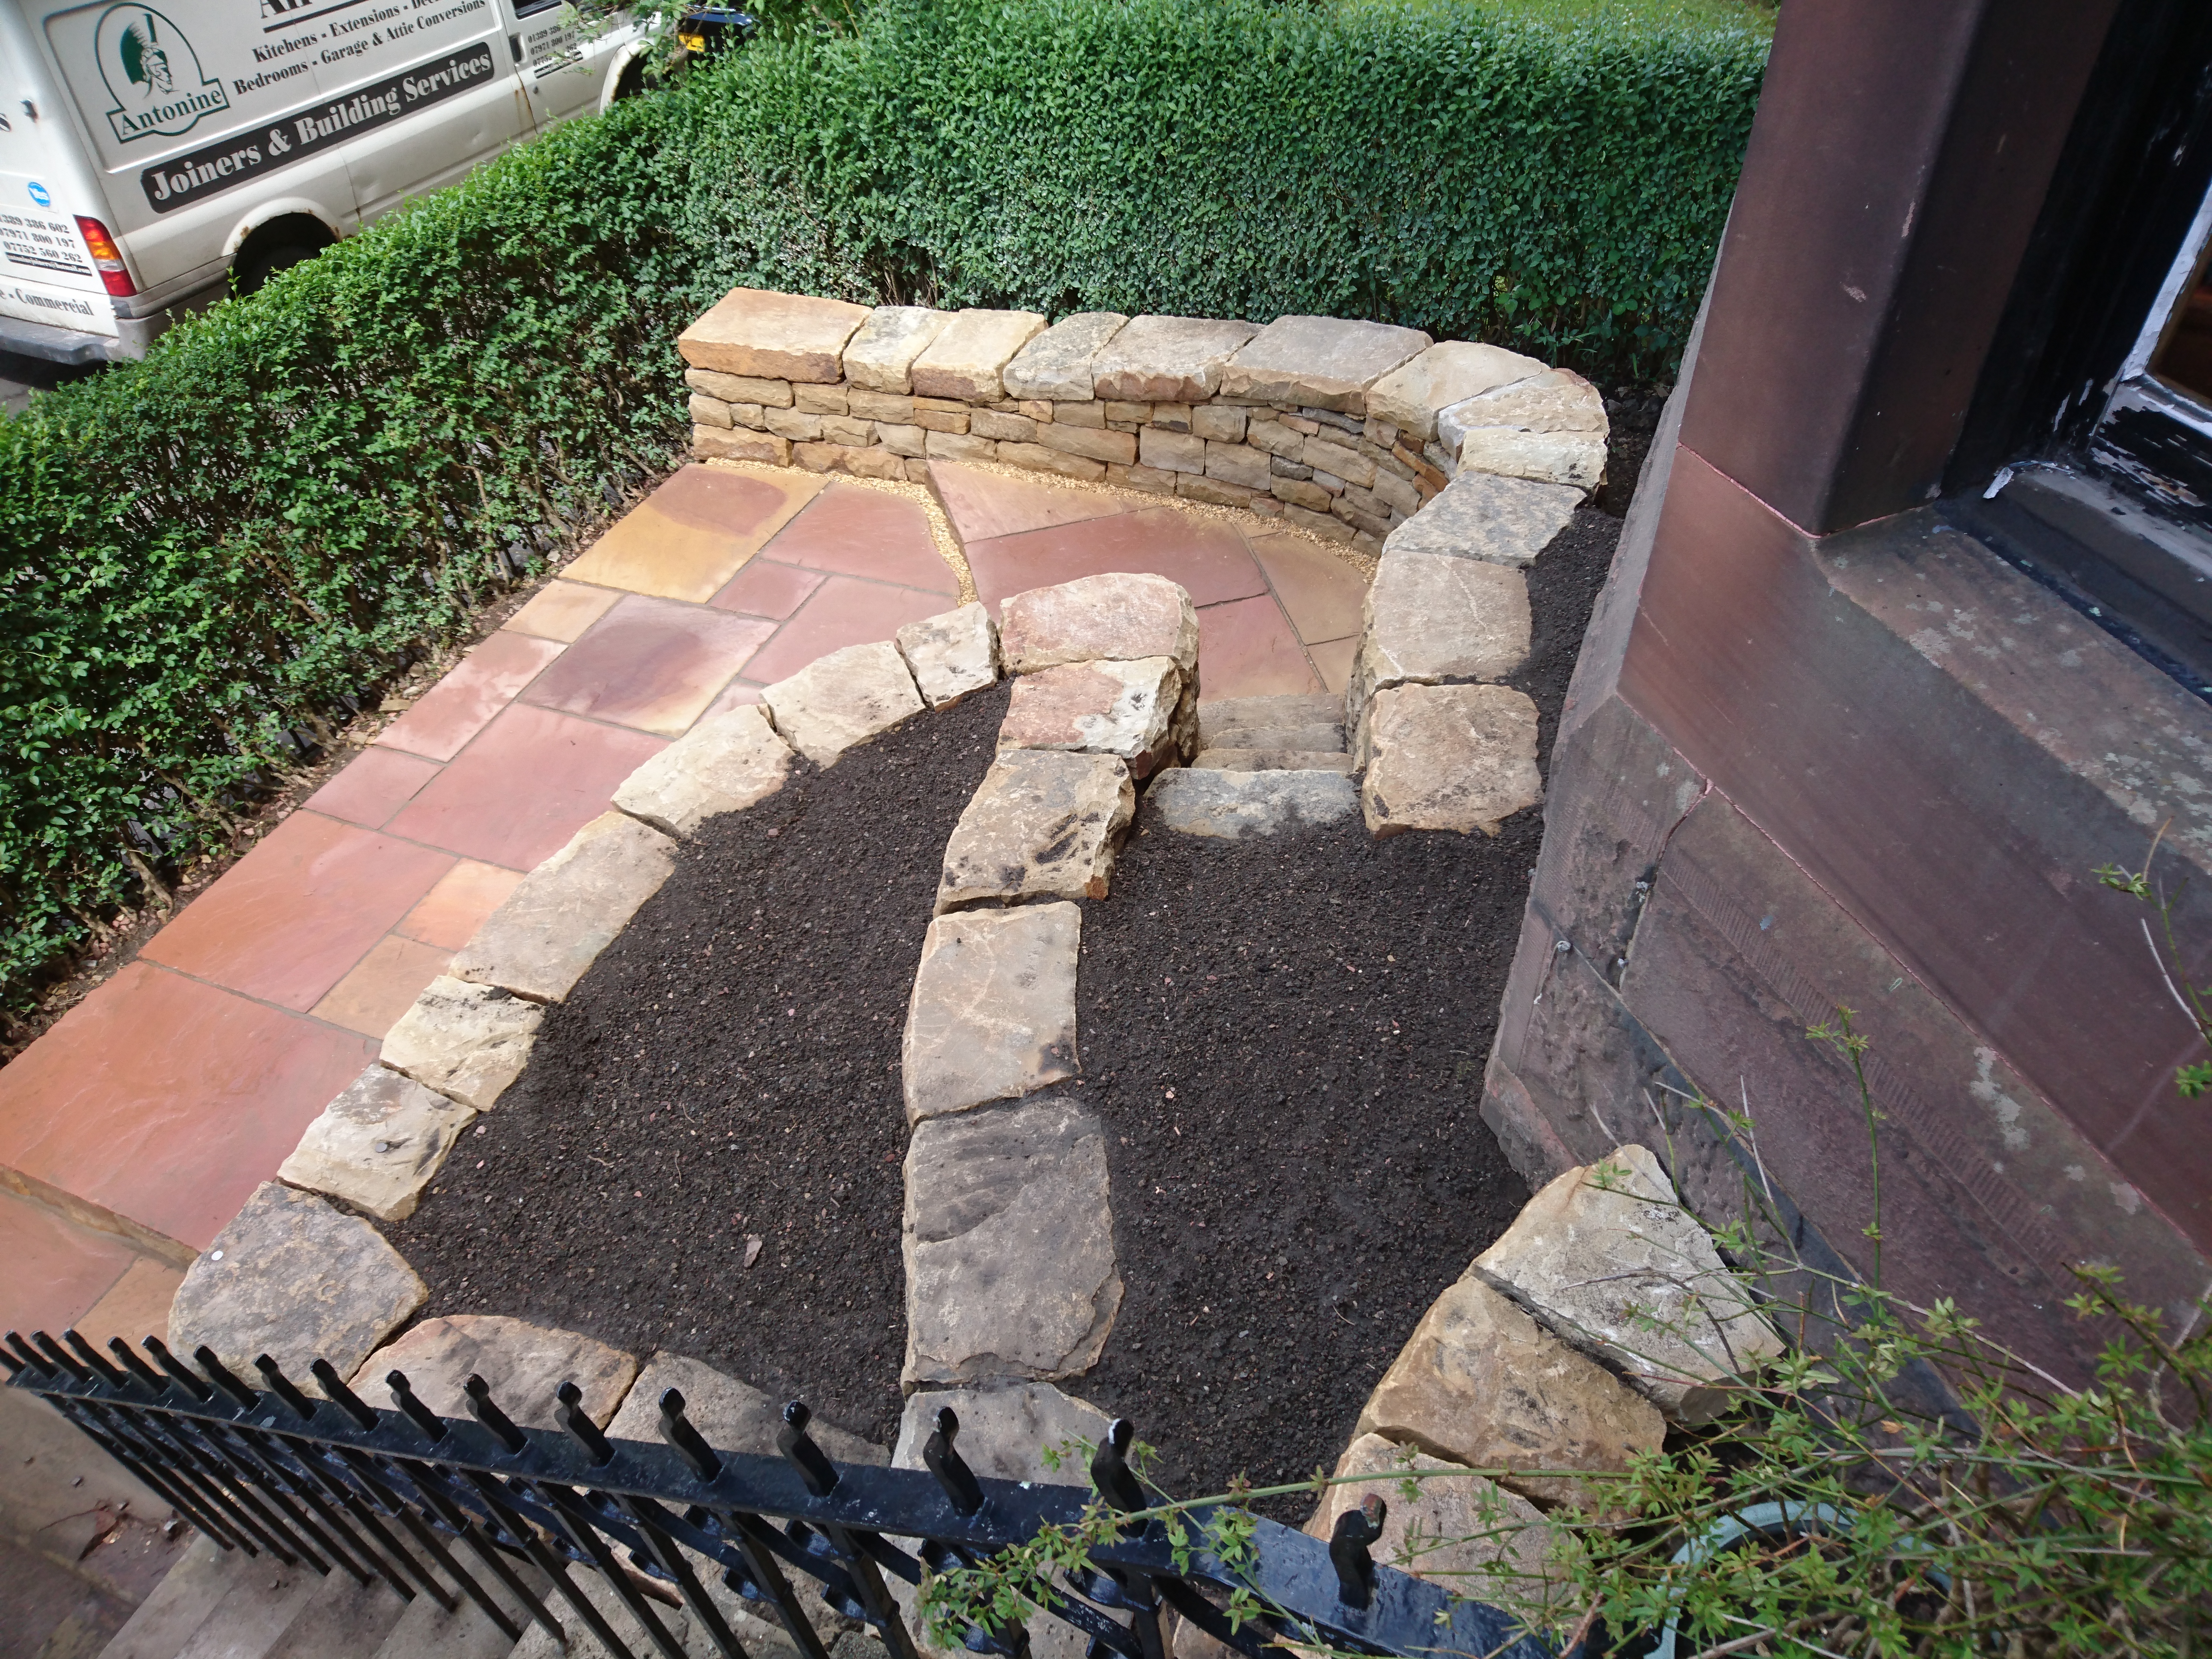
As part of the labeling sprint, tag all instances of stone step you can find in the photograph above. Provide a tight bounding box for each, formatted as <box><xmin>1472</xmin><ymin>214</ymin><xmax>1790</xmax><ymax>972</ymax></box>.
<box><xmin>1144</xmin><ymin>768</ymin><xmax>1360</xmax><ymax>839</ymax></box>
<box><xmin>1195</xmin><ymin>692</ymin><xmax>1344</xmax><ymax>735</ymax></box>
<box><xmin>1196</xmin><ymin>721</ymin><xmax>1344</xmax><ymax>754</ymax></box>
<box><xmin>1193</xmin><ymin>748</ymin><xmax>1356</xmax><ymax>775</ymax></box>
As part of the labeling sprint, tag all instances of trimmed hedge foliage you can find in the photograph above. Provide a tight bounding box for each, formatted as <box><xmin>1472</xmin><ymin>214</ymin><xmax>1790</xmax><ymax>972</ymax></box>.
<box><xmin>0</xmin><ymin>0</ymin><xmax>1765</xmax><ymax>1009</ymax></box>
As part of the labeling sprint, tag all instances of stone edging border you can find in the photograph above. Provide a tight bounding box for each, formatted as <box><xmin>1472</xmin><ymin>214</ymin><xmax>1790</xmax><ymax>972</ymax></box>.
<box><xmin>681</xmin><ymin>289</ymin><xmax>1608</xmax><ymax>552</ymax></box>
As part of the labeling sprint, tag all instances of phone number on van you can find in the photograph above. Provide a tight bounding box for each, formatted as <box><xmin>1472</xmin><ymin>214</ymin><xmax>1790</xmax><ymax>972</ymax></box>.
<box><xmin>139</xmin><ymin>37</ymin><xmax>495</xmax><ymax>213</ymax></box>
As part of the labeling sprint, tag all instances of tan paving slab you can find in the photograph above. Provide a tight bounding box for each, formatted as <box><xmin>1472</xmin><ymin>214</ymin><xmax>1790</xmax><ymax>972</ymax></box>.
<box><xmin>356</xmin><ymin>1314</ymin><xmax>638</xmax><ymax>1429</ymax></box>
<box><xmin>1360</xmin><ymin>683</ymin><xmax>1541</xmax><ymax>836</ymax></box>
<box><xmin>761</xmin><ymin>638</ymin><xmax>925</xmax><ymax>765</ymax></box>
<box><xmin>277</xmin><ymin>1064</ymin><xmax>474</xmax><ymax>1222</ymax></box>
<box><xmin>379</xmin><ymin>975</ymin><xmax>543</xmax><ymax>1110</ymax></box>
<box><xmin>449</xmin><ymin>811</ymin><xmax>678</xmax><ymax>1003</ymax></box>
<box><xmin>902</xmin><ymin>902</ymin><xmax>1080</xmax><ymax>1123</ymax></box>
<box><xmin>613</xmin><ymin>702</ymin><xmax>795</xmax><ymax>837</ymax></box>
<box><xmin>938</xmin><ymin>749</ymin><xmax>1134</xmax><ymax>911</ymax></box>
<box><xmin>562</xmin><ymin>464</ymin><xmax>826</xmax><ymax>602</ymax></box>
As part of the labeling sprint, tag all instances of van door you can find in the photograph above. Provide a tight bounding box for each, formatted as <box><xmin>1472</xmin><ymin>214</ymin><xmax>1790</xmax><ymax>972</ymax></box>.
<box><xmin>0</xmin><ymin>16</ymin><xmax>116</xmax><ymax>353</ymax></box>
<box><xmin>329</xmin><ymin>0</ymin><xmax>532</xmax><ymax>221</ymax></box>
<box><xmin>508</xmin><ymin>0</ymin><xmax>636</xmax><ymax>131</ymax></box>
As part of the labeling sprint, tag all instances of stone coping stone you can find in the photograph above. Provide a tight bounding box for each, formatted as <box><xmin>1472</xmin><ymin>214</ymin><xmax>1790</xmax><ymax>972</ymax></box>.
<box><xmin>169</xmin><ymin>1182</ymin><xmax>427</xmax><ymax>1392</ymax></box>
<box><xmin>1090</xmin><ymin>315</ymin><xmax>1259</xmax><ymax>404</ymax></box>
<box><xmin>607</xmin><ymin>1353</ymin><xmax>886</xmax><ymax>1463</ymax></box>
<box><xmin>1355</xmin><ymin>1275</ymin><xmax>1664</xmax><ymax>1512</ymax></box>
<box><xmin>381</xmin><ymin>976</ymin><xmax>544</xmax><ymax>1111</ymax></box>
<box><xmin>896</xmin><ymin>603</ymin><xmax>1001</xmax><ymax>708</ymax></box>
<box><xmin>999</xmin><ymin>573</ymin><xmax>1200</xmax><ymax>674</ymax></box>
<box><xmin>1381</xmin><ymin>468</ymin><xmax>1582</xmax><ymax>571</ymax></box>
<box><xmin>680</xmin><ymin>287</ymin><xmax>872</xmax><ymax>383</ymax></box>
<box><xmin>1002</xmin><ymin>313</ymin><xmax>1130</xmax><ymax>401</ymax></box>
<box><xmin>356</xmin><ymin>1314</ymin><xmax>637</xmax><ymax>1429</ymax></box>
<box><xmin>1366</xmin><ymin>342</ymin><xmax>1550</xmax><ymax>443</ymax></box>
<box><xmin>763</xmin><ymin>639</ymin><xmax>926</xmax><ymax>766</ymax></box>
<box><xmin>1353</xmin><ymin>551</ymin><xmax>1531</xmax><ymax>718</ymax></box>
<box><xmin>1472</xmin><ymin>1144</ymin><xmax>1787</xmax><ymax>1425</ymax></box>
<box><xmin>1307</xmin><ymin>1433</ymin><xmax>1559</xmax><ymax>1621</ymax></box>
<box><xmin>997</xmin><ymin>658</ymin><xmax>1185</xmax><ymax>779</ymax></box>
<box><xmin>451</xmin><ymin>811</ymin><xmax>678</xmax><ymax>1004</ymax></box>
<box><xmin>902</xmin><ymin>1096</ymin><xmax>1121</xmax><ymax>1389</ymax></box>
<box><xmin>910</xmin><ymin>310</ymin><xmax>1049</xmax><ymax>403</ymax></box>
<box><xmin>1440</xmin><ymin>369</ymin><xmax>1608</xmax><ymax>493</ymax></box>
<box><xmin>1193</xmin><ymin>749</ymin><xmax>1356</xmax><ymax>775</ymax></box>
<box><xmin>844</xmin><ymin>306</ymin><xmax>955</xmax><ymax>395</ymax></box>
<box><xmin>614</xmin><ymin>703</ymin><xmax>796</xmax><ymax>838</ymax></box>
<box><xmin>891</xmin><ymin>1382</ymin><xmax>1111</xmax><ymax>1659</ymax></box>
<box><xmin>1219</xmin><ymin>316</ymin><xmax>1432</xmax><ymax>414</ymax></box>
<box><xmin>902</xmin><ymin>902</ymin><xmax>1080</xmax><ymax>1123</ymax></box>
<box><xmin>1197</xmin><ymin>693</ymin><xmax>1345</xmax><ymax>744</ymax></box>
<box><xmin>277</xmin><ymin>1064</ymin><xmax>474</xmax><ymax>1223</ymax></box>
<box><xmin>1457</xmin><ymin>426</ymin><xmax>1609</xmax><ymax>494</ymax></box>
<box><xmin>1360</xmin><ymin>684</ymin><xmax>1541</xmax><ymax>837</ymax></box>
<box><xmin>937</xmin><ymin>749</ymin><xmax>1134</xmax><ymax>912</ymax></box>
<box><xmin>1146</xmin><ymin>767</ymin><xmax>1358</xmax><ymax>839</ymax></box>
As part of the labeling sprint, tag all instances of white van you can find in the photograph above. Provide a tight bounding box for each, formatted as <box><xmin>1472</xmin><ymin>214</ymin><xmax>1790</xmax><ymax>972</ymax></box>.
<box><xmin>0</xmin><ymin>0</ymin><xmax>650</xmax><ymax>362</ymax></box>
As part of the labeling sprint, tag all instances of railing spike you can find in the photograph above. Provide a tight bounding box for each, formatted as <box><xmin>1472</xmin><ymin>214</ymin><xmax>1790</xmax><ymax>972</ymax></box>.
<box><xmin>63</xmin><ymin>1330</ymin><xmax>132</xmax><ymax>1390</ymax></box>
<box><xmin>192</xmin><ymin>1346</ymin><xmax>260</xmax><ymax>1409</ymax></box>
<box><xmin>309</xmin><ymin>1359</ymin><xmax>378</xmax><ymax>1430</ymax></box>
<box><xmin>1090</xmin><ymin>1418</ymin><xmax>1146</xmax><ymax>1515</ymax></box>
<box><xmin>924</xmin><ymin>1405</ymin><xmax>983</xmax><ymax>1516</ymax></box>
<box><xmin>555</xmin><ymin>1380</ymin><xmax>613</xmax><ymax>1466</ymax></box>
<box><xmin>107</xmin><ymin>1337</ymin><xmax>168</xmax><ymax>1393</ymax></box>
<box><xmin>4</xmin><ymin>1332</ymin><xmax>50</xmax><ymax>1378</ymax></box>
<box><xmin>386</xmin><ymin>1370</ymin><xmax>448</xmax><ymax>1443</ymax></box>
<box><xmin>464</xmin><ymin>1374</ymin><xmax>527</xmax><ymax>1454</ymax></box>
<box><xmin>777</xmin><ymin>1400</ymin><xmax>838</xmax><ymax>1497</ymax></box>
<box><xmin>1329</xmin><ymin>1494</ymin><xmax>1387</xmax><ymax>1609</ymax></box>
<box><xmin>253</xmin><ymin>1356</ymin><xmax>317</xmax><ymax>1421</ymax></box>
<box><xmin>32</xmin><ymin>1332</ymin><xmax>92</xmax><ymax>1385</ymax></box>
<box><xmin>657</xmin><ymin>1387</ymin><xmax>721</xmax><ymax>1482</ymax></box>
<box><xmin>141</xmin><ymin>1337</ymin><xmax>213</xmax><ymax>1401</ymax></box>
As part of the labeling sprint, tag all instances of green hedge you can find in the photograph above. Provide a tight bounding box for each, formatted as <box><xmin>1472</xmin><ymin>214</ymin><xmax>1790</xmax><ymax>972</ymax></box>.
<box><xmin>0</xmin><ymin>0</ymin><xmax>1765</xmax><ymax>1011</ymax></box>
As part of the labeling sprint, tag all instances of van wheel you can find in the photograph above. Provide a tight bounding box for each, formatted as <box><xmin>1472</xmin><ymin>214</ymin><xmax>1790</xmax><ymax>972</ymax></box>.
<box><xmin>233</xmin><ymin>220</ymin><xmax>335</xmax><ymax>297</ymax></box>
<box><xmin>612</xmin><ymin>57</ymin><xmax>647</xmax><ymax>102</ymax></box>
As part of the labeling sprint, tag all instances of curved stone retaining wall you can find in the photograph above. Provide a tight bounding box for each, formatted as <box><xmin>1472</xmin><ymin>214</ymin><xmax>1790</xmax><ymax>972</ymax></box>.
<box><xmin>680</xmin><ymin>289</ymin><xmax>1608</xmax><ymax>549</ymax></box>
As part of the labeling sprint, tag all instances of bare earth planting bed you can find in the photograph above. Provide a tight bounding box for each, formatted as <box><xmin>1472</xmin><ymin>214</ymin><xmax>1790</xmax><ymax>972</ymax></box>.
<box><xmin>383</xmin><ymin>506</ymin><xmax>1621</xmax><ymax>1489</ymax></box>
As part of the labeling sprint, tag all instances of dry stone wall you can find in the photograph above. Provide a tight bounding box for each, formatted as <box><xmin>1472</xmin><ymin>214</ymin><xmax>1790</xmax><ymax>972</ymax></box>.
<box><xmin>680</xmin><ymin>289</ymin><xmax>1607</xmax><ymax>549</ymax></box>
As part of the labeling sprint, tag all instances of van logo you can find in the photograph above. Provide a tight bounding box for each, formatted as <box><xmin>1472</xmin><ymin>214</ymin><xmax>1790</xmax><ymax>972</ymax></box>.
<box><xmin>26</xmin><ymin>181</ymin><xmax>49</xmax><ymax>206</ymax></box>
<box><xmin>96</xmin><ymin>5</ymin><xmax>230</xmax><ymax>145</ymax></box>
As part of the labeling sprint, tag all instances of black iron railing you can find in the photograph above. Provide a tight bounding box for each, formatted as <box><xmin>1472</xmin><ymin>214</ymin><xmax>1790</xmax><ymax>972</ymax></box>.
<box><xmin>3</xmin><ymin>1329</ymin><xmax>1550</xmax><ymax>1659</ymax></box>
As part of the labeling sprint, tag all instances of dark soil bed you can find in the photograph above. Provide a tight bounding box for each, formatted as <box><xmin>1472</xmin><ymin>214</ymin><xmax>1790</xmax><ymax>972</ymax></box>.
<box><xmin>1070</xmin><ymin>507</ymin><xmax>1619</xmax><ymax>1512</ymax></box>
<box><xmin>385</xmin><ymin>682</ymin><xmax>1014</xmax><ymax>1447</ymax></box>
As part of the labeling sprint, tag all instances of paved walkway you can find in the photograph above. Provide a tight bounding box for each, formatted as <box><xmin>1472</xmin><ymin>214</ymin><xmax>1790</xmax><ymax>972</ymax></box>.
<box><xmin>0</xmin><ymin>458</ymin><xmax>1368</xmax><ymax>1342</ymax></box>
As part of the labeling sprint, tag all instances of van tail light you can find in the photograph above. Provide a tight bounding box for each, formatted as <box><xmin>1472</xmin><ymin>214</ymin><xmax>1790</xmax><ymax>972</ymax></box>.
<box><xmin>74</xmin><ymin>216</ymin><xmax>137</xmax><ymax>297</ymax></box>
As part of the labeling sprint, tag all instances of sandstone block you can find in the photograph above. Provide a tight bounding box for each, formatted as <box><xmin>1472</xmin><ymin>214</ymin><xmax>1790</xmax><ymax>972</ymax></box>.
<box><xmin>1304</xmin><ymin>435</ymin><xmax>1375</xmax><ymax>488</ymax></box>
<box><xmin>1122</xmin><ymin>464</ymin><xmax>1177</xmax><ymax>494</ymax></box>
<box><xmin>1204</xmin><ymin>441</ymin><xmax>1270</xmax><ymax>490</ymax></box>
<box><xmin>844</xmin><ymin>446</ymin><xmax>910</xmax><ymax>481</ymax></box>
<box><xmin>795</xmin><ymin>382</ymin><xmax>851</xmax><ymax>416</ymax></box>
<box><xmin>1138</xmin><ymin>426</ymin><xmax>1207</xmax><ymax>475</ymax></box>
<box><xmin>1440</xmin><ymin>368</ymin><xmax>1609</xmax><ymax>491</ymax></box>
<box><xmin>357</xmin><ymin>1315</ymin><xmax>637</xmax><ymax>1429</ymax></box>
<box><xmin>1284</xmin><ymin>503</ymin><xmax>1359</xmax><ymax>544</ymax></box>
<box><xmin>1272</xmin><ymin>476</ymin><xmax>1333</xmax><ymax>513</ymax></box>
<box><xmin>902</xmin><ymin>904</ymin><xmax>1080</xmax><ymax>1124</ymax></box>
<box><xmin>1003</xmin><ymin>313</ymin><xmax>1130</xmax><ymax>401</ymax></box>
<box><xmin>1220</xmin><ymin>316</ymin><xmax>1431</xmax><ymax>414</ymax></box>
<box><xmin>999</xmin><ymin>572</ymin><xmax>1200</xmax><ymax>674</ymax></box>
<box><xmin>686</xmin><ymin>367</ymin><xmax>795</xmax><ymax>407</ymax></box>
<box><xmin>1370</xmin><ymin>469</ymin><xmax>1421</xmax><ymax>517</ymax></box>
<box><xmin>925</xmin><ymin>430</ymin><xmax>997</xmax><ymax>464</ymax></box>
<box><xmin>763</xmin><ymin>639</ymin><xmax>924</xmax><ymax>765</ymax></box>
<box><xmin>1052</xmin><ymin>401</ymin><xmax>1106</xmax><ymax>428</ymax></box>
<box><xmin>689</xmin><ymin>393</ymin><xmax>733</xmax><ymax>429</ymax></box>
<box><xmin>1104</xmin><ymin>400</ymin><xmax>1151</xmax><ymax>423</ymax></box>
<box><xmin>695</xmin><ymin>426</ymin><xmax>790</xmax><ymax>466</ymax></box>
<box><xmin>1381</xmin><ymin>468</ymin><xmax>1582</xmax><ymax>572</ymax></box>
<box><xmin>451</xmin><ymin>811</ymin><xmax>677</xmax><ymax>1003</ymax></box>
<box><xmin>169</xmin><ymin>1183</ymin><xmax>426</xmax><ymax>1391</ymax></box>
<box><xmin>1360</xmin><ymin>684</ymin><xmax>1541</xmax><ymax>837</ymax></box>
<box><xmin>1090</xmin><ymin>316</ymin><xmax>1258</xmax><ymax>402</ymax></box>
<box><xmin>911</xmin><ymin>309</ymin><xmax>1049</xmax><ymax>402</ymax></box>
<box><xmin>819</xmin><ymin>416</ymin><xmax>873</xmax><ymax>447</ymax></box>
<box><xmin>844</xmin><ymin>306</ymin><xmax>955</xmax><ymax>394</ymax></box>
<box><xmin>614</xmin><ymin>703</ymin><xmax>796</xmax><ymax>837</ymax></box>
<box><xmin>876</xmin><ymin>422</ymin><xmax>928</xmax><ymax>458</ymax></box>
<box><xmin>729</xmin><ymin>403</ymin><xmax>769</xmax><ymax>429</ymax></box>
<box><xmin>680</xmin><ymin>287</ymin><xmax>872</xmax><ymax>382</ymax></box>
<box><xmin>1356</xmin><ymin>1276</ymin><xmax>1665</xmax><ymax>1511</ymax></box>
<box><xmin>1198</xmin><ymin>693</ymin><xmax>1344</xmax><ymax>745</ymax></box>
<box><xmin>897</xmin><ymin>602</ymin><xmax>1001</xmax><ymax>707</ymax></box>
<box><xmin>850</xmin><ymin>388</ymin><xmax>917</xmax><ymax>422</ymax></box>
<box><xmin>1472</xmin><ymin>1144</ymin><xmax>1786</xmax><ymax>1425</ymax></box>
<box><xmin>1352</xmin><ymin>551</ymin><xmax>1531</xmax><ymax>729</ymax></box>
<box><xmin>999</xmin><ymin>658</ymin><xmax>1184</xmax><ymax>778</ymax></box>
<box><xmin>607</xmin><ymin>1353</ymin><xmax>885</xmax><ymax>1463</ymax></box>
<box><xmin>913</xmin><ymin>406</ymin><xmax>970</xmax><ymax>434</ymax></box>
<box><xmin>902</xmin><ymin>1096</ymin><xmax>1120</xmax><ymax>1387</ymax></box>
<box><xmin>1177</xmin><ymin>475</ymin><xmax>1257</xmax><ymax>509</ymax></box>
<box><xmin>997</xmin><ymin>442</ymin><xmax>1107</xmax><ymax>483</ymax></box>
<box><xmin>971</xmin><ymin>409</ymin><xmax>1039</xmax><ymax>442</ymax></box>
<box><xmin>1247</xmin><ymin>417</ymin><xmax>1302</xmax><ymax>457</ymax></box>
<box><xmin>1037</xmin><ymin>424</ymin><xmax>1137</xmax><ymax>466</ymax></box>
<box><xmin>380</xmin><ymin>977</ymin><xmax>543</xmax><ymax>1110</ymax></box>
<box><xmin>792</xmin><ymin>439</ymin><xmax>840</xmax><ymax>473</ymax></box>
<box><xmin>763</xmin><ymin>407</ymin><xmax>823</xmax><ymax>442</ymax></box>
<box><xmin>938</xmin><ymin>751</ymin><xmax>1134</xmax><ymax>912</ymax></box>
<box><xmin>278</xmin><ymin>1065</ymin><xmax>473</xmax><ymax>1223</ymax></box>
<box><xmin>1145</xmin><ymin>768</ymin><xmax>1358</xmax><ymax>838</ymax></box>
<box><xmin>1191</xmin><ymin>405</ymin><xmax>1246</xmax><ymax>442</ymax></box>
<box><xmin>1148</xmin><ymin>402</ymin><xmax>1193</xmax><ymax>433</ymax></box>
<box><xmin>1366</xmin><ymin>342</ymin><xmax>1549</xmax><ymax>442</ymax></box>
<box><xmin>1194</xmin><ymin>749</ymin><xmax>1356</xmax><ymax>775</ymax></box>
<box><xmin>1456</xmin><ymin>427</ymin><xmax>1609</xmax><ymax>494</ymax></box>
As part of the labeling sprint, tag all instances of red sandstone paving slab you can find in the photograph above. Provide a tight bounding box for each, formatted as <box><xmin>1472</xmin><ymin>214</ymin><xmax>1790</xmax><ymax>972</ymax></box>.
<box><xmin>965</xmin><ymin>507</ymin><xmax>1269</xmax><ymax>609</ymax></box>
<box><xmin>397</xmin><ymin>860</ymin><xmax>524</xmax><ymax>951</ymax></box>
<box><xmin>310</xmin><ymin>934</ymin><xmax>458</xmax><ymax>1038</ymax></box>
<box><xmin>504</xmin><ymin>580</ymin><xmax>623</xmax><ymax>642</ymax></box>
<box><xmin>927</xmin><ymin>460</ymin><xmax>1134</xmax><ymax>543</ymax></box>
<box><xmin>759</xmin><ymin>482</ymin><xmax>958</xmax><ymax>593</ymax></box>
<box><xmin>738</xmin><ymin>574</ymin><xmax>956</xmax><ymax>684</ymax></box>
<box><xmin>1197</xmin><ymin>595</ymin><xmax>1323</xmax><ymax>699</ymax></box>
<box><xmin>75</xmin><ymin>1255</ymin><xmax>184</xmax><ymax>1349</ymax></box>
<box><xmin>520</xmin><ymin>594</ymin><xmax>776</xmax><ymax>736</ymax></box>
<box><xmin>374</xmin><ymin>631</ymin><xmax>565</xmax><ymax>763</ymax></box>
<box><xmin>0</xmin><ymin>963</ymin><xmax>375</xmax><ymax>1252</ymax></box>
<box><xmin>709</xmin><ymin>557</ymin><xmax>827</xmax><ymax>620</ymax></box>
<box><xmin>1309</xmin><ymin>636</ymin><xmax>1358</xmax><ymax>694</ymax></box>
<box><xmin>0</xmin><ymin>1187</ymin><xmax>138</xmax><ymax>1340</ymax></box>
<box><xmin>141</xmin><ymin>813</ymin><xmax>453</xmax><ymax>1013</ymax></box>
<box><xmin>561</xmin><ymin>464</ymin><xmax>824</xmax><ymax>603</ymax></box>
<box><xmin>385</xmin><ymin>703</ymin><xmax>666</xmax><ymax>871</ymax></box>
<box><xmin>304</xmin><ymin>747</ymin><xmax>443</xmax><ymax>830</ymax></box>
<box><xmin>1249</xmin><ymin>530</ymin><xmax>1371</xmax><ymax>646</ymax></box>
